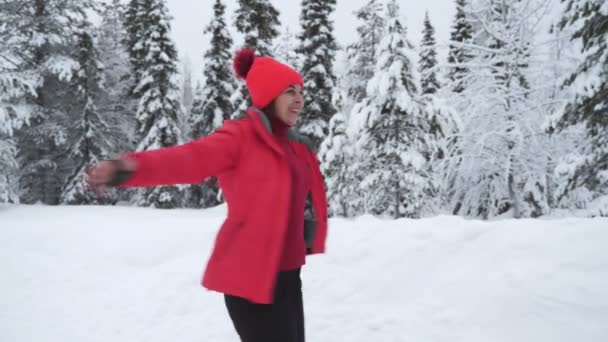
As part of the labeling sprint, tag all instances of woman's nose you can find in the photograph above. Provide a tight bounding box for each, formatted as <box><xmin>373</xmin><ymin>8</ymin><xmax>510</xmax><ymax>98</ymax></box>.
<box><xmin>295</xmin><ymin>92</ymin><xmax>303</xmax><ymax>104</ymax></box>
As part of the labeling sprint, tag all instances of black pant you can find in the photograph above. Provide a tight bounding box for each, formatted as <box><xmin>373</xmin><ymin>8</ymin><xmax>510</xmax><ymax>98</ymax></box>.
<box><xmin>224</xmin><ymin>268</ymin><xmax>305</xmax><ymax>342</ymax></box>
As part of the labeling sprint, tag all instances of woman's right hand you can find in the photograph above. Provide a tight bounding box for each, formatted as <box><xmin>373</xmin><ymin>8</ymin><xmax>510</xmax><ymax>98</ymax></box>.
<box><xmin>86</xmin><ymin>158</ymin><xmax>137</xmax><ymax>195</ymax></box>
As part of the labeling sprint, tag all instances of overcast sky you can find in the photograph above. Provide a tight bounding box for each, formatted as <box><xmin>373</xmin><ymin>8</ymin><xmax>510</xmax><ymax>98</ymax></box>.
<box><xmin>165</xmin><ymin>0</ymin><xmax>456</xmax><ymax>81</ymax></box>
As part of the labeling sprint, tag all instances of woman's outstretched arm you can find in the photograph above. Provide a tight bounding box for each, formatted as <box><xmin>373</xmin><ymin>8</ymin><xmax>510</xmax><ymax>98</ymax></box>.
<box><xmin>87</xmin><ymin>120</ymin><xmax>242</xmax><ymax>190</ymax></box>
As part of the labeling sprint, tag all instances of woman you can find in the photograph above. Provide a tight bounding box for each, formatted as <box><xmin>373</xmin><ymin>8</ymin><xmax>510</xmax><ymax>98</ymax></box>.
<box><xmin>87</xmin><ymin>48</ymin><xmax>328</xmax><ymax>342</ymax></box>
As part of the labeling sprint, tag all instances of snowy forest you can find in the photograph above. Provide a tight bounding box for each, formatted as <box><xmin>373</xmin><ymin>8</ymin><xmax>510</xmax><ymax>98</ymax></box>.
<box><xmin>0</xmin><ymin>0</ymin><xmax>606</xmax><ymax>219</ymax></box>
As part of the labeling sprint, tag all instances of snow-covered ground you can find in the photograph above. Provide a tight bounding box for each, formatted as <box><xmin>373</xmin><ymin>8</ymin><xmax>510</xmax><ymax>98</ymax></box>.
<box><xmin>1</xmin><ymin>204</ymin><xmax>607</xmax><ymax>342</ymax></box>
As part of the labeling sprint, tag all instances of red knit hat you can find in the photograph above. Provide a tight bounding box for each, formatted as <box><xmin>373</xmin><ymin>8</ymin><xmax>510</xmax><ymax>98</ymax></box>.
<box><xmin>233</xmin><ymin>48</ymin><xmax>304</xmax><ymax>109</ymax></box>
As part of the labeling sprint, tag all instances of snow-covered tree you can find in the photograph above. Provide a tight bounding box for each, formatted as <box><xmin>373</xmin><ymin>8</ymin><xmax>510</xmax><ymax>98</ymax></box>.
<box><xmin>181</xmin><ymin>55</ymin><xmax>194</xmax><ymax>119</ymax></box>
<box><xmin>0</xmin><ymin>1</ymin><xmax>30</xmax><ymax>202</ymax></box>
<box><xmin>343</xmin><ymin>0</ymin><xmax>385</xmax><ymax>105</ymax></box>
<box><xmin>61</xmin><ymin>32</ymin><xmax>113</xmax><ymax>204</ymax></box>
<box><xmin>0</xmin><ymin>0</ymin><xmax>91</xmax><ymax>117</ymax></box>
<box><xmin>551</xmin><ymin>0</ymin><xmax>608</xmax><ymax>216</ymax></box>
<box><xmin>185</xmin><ymin>85</ymin><xmax>217</xmax><ymax>208</ymax></box>
<box><xmin>423</xmin><ymin>95</ymin><xmax>459</xmax><ymax>212</ymax></box>
<box><xmin>531</xmin><ymin>16</ymin><xmax>581</xmax><ymax>211</ymax></box>
<box><xmin>273</xmin><ymin>26</ymin><xmax>300</xmax><ymax>69</ymax></box>
<box><xmin>418</xmin><ymin>11</ymin><xmax>447</xmax><ymax>204</ymax></box>
<box><xmin>99</xmin><ymin>0</ymin><xmax>126</xmax><ymax>50</ymax></box>
<box><xmin>124</xmin><ymin>0</ymin><xmax>146</xmax><ymax>97</ymax></box>
<box><xmin>96</xmin><ymin>0</ymin><xmax>134</xmax><ymax>153</ymax></box>
<box><xmin>339</xmin><ymin>0</ymin><xmax>386</xmax><ymax>183</ymax></box>
<box><xmin>296</xmin><ymin>0</ymin><xmax>338</xmax><ymax>149</ymax></box>
<box><xmin>188</xmin><ymin>0</ymin><xmax>235</xmax><ymax>208</ymax></box>
<box><xmin>131</xmin><ymin>0</ymin><xmax>184</xmax><ymax>208</ymax></box>
<box><xmin>350</xmin><ymin>0</ymin><xmax>431</xmax><ymax>218</ymax></box>
<box><xmin>446</xmin><ymin>0</ymin><xmax>474</xmax><ymax>94</ymax></box>
<box><xmin>0</xmin><ymin>2</ymin><xmax>41</xmax><ymax>129</ymax></box>
<box><xmin>443</xmin><ymin>0</ymin><xmax>553</xmax><ymax>219</ymax></box>
<box><xmin>436</xmin><ymin>0</ymin><xmax>476</xmax><ymax>210</ymax></box>
<box><xmin>173</xmin><ymin>55</ymin><xmax>194</xmax><ymax>139</ymax></box>
<box><xmin>191</xmin><ymin>0</ymin><xmax>234</xmax><ymax>139</ymax></box>
<box><xmin>232</xmin><ymin>0</ymin><xmax>281</xmax><ymax>118</ymax></box>
<box><xmin>234</xmin><ymin>0</ymin><xmax>280</xmax><ymax>56</ymax></box>
<box><xmin>419</xmin><ymin>11</ymin><xmax>440</xmax><ymax>96</ymax></box>
<box><xmin>0</xmin><ymin>136</ymin><xmax>19</xmax><ymax>203</ymax></box>
<box><xmin>320</xmin><ymin>76</ymin><xmax>365</xmax><ymax>217</ymax></box>
<box><xmin>319</xmin><ymin>112</ymin><xmax>358</xmax><ymax>217</ymax></box>
<box><xmin>1</xmin><ymin>0</ymin><xmax>95</xmax><ymax>204</ymax></box>
<box><xmin>0</xmin><ymin>81</ymin><xmax>20</xmax><ymax>203</ymax></box>
<box><xmin>336</xmin><ymin>1</ymin><xmax>386</xmax><ymax>206</ymax></box>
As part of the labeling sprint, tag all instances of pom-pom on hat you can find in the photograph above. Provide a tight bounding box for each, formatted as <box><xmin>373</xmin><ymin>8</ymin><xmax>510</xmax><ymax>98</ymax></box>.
<box><xmin>233</xmin><ymin>48</ymin><xmax>304</xmax><ymax>109</ymax></box>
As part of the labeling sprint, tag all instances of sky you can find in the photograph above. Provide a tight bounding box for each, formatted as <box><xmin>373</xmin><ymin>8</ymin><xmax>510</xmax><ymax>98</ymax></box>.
<box><xmin>165</xmin><ymin>0</ymin><xmax>456</xmax><ymax>82</ymax></box>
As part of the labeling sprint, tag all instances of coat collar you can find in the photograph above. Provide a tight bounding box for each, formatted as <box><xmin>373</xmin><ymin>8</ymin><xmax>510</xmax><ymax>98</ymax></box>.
<box><xmin>247</xmin><ymin>107</ymin><xmax>315</xmax><ymax>153</ymax></box>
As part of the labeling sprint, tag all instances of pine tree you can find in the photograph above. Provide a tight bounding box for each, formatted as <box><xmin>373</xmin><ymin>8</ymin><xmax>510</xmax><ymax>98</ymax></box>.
<box><xmin>343</xmin><ymin>0</ymin><xmax>385</xmax><ymax>105</ymax></box>
<box><xmin>61</xmin><ymin>32</ymin><xmax>113</xmax><ymax>204</ymax></box>
<box><xmin>447</xmin><ymin>0</ymin><xmax>473</xmax><ymax>93</ymax></box>
<box><xmin>124</xmin><ymin>0</ymin><xmax>146</xmax><ymax>97</ymax></box>
<box><xmin>440</xmin><ymin>0</ymin><xmax>474</xmax><ymax>213</ymax></box>
<box><xmin>553</xmin><ymin>0</ymin><xmax>608</xmax><ymax>215</ymax></box>
<box><xmin>351</xmin><ymin>0</ymin><xmax>431</xmax><ymax>219</ymax></box>
<box><xmin>273</xmin><ymin>26</ymin><xmax>300</xmax><ymax>69</ymax></box>
<box><xmin>335</xmin><ymin>0</ymin><xmax>387</xmax><ymax>217</ymax></box>
<box><xmin>319</xmin><ymin>112</ymin><xmax>358</xmax><ymax>217</ymax></box>
<box><xmin>232</xmin><ymin>0</ymin><xmax>281</xmax><ymax>118</ymax></box>
<box><xmin>181</xmin><ymin>56</ymin><xmax>194</xmax><ymax>119</ymax></box>
<box><xmin>0</xmin><ymin>72</ymin><xmax>21</xmax><ymax>203</ymax></box>
<box><xmin>97</xmin><ymin>0</ymin><xmax>134</xmax><ymax>153</ymax></box>
<box><xmin>0</xmin><ymin>1</ymin><xmax>42</xmax><ymax>124</ymax></box>
<box><xmin>234</xmin><ymin>0</ymin><xmax>280</xmax><ymax>56</ymax></box>
<box><xmin>419</xmin><ymin>11</ymin><xmax>440</xmax><ymax>96</ymax></box>
<box><xmin>2</xmin><ymin>0</ymin><xmax>95</xmax><ymax>204</ymax></box>
<box><xmin>296</xmin><ymin>0</ymin><xmax>338</xmax><ymax>149</ymax></box>
<box><xmin>131</xmin><ymin>0</ymin><xmax>184</xmax><ymax>209</ymax></box>
<box><xmin>423</xmin><ymin>95</ymin><xmax>458</xmax><ymax>213</ymax></box>
<box><xmin>418</xmin><ymin>11</ymin><xmax>445</xmax><ymax>195</ymax></box>
<box><xmin>541</xmin><ymin>19</ymin><xmax>587</xmax><ymax>211</ymax></box>
<box><xmin>174</xmin><ymin>56</ymin><xmax>193</xmax><ymax>139</ymax></box>
<box><xmin>187</xmin><ymin>84</ymin><xmax>219</xmax><ymax>207</ymax></box>
<box><xmin>340</xmin><ymin>0</ymin><xmax>386</xmax><ymax>184</ymax></box>
<box><xmin>99</xmin><ymin>0</ymin><xmax>126</xmax><ymax>50</ymax></box>
<box><xmin>192</xmin><ymin>0</ymin><xmax>234</xmax><ymax>139</ymax></box>
<box><xmin>320</xmin><ymin>83</ymin><xmax>366</xmax><ymax>217</ymax></box>
<box><xmin>188</xmin><ymin>0</ymin><xmax>235</xmax><ymax>208</ymax></box>
<box><xmin>0</xmin><ymin>1</ymin><xmax>32</xmax><ymax>203</ymax></box>
<box><xmin>0</xmin><ymin>136</ymin><xmax>19</xmax><ymax>203</ymax></box>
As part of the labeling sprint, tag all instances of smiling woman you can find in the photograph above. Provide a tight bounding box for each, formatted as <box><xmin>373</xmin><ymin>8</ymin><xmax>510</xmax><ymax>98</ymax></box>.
<box><xmin>263</xmin><ymin>84</ymin><xmax>304</xmax><ymax>127</ymax></box>
<box><xmin>85</xmin><ymin>48</ymin><xmax>329</xmax><ymax>342</ymax></box>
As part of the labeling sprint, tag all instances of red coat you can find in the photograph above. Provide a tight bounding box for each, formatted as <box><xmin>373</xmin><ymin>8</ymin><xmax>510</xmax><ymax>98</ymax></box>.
<box><xmin>120</xmin><ymin>108</ymin><xmax>328</xmax><ymax>304</ymax></box>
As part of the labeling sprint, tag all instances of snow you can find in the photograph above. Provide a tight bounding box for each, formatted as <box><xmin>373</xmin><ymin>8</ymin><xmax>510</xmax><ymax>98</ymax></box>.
<box><xmin>1</xmin><ymin>204</ymin><xmax>607</xmax><ymax>342</ymax></box>
<box><xmin>601</xmin><ymin>0</ymin><xmax>608</xmax><ymax>15</ymax></box>
<box><xmin>588</xmin><ymin>195</ymin><xmax>608</xmax><ymax>217</ymax></box>
<box><xmin>44</xmin><ymin>56</ymin><xmax>79</xmax><ymax>82</ymax></box>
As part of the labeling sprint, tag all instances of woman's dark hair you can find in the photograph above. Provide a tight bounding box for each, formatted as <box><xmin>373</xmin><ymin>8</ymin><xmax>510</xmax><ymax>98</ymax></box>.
<box><xmin>262</xmin><ymin>99</ymin><xmax>277</xmax><ymax>117</ymax></box>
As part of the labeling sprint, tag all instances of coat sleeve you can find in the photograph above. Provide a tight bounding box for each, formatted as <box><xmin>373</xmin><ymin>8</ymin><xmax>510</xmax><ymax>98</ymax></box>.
<box><xmin>308</xmin><ymin>149</ymin><xmax>329</xmax><ymax>255</ymax></box>
<box><xmin>119</xmin><ymin>120</ymin><xmax>242</xmax><ymax>187</ymax></box>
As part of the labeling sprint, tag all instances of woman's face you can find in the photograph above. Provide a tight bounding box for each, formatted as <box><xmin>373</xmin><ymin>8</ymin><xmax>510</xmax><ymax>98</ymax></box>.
<box><xmin>272</xmin><ymin>84</ymin><xmax>304</xmax><ymax>127</ymax></box>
